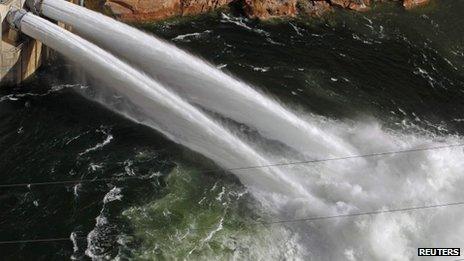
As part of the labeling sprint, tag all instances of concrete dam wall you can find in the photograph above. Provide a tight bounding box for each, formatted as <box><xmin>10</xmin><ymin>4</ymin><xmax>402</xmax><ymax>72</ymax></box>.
<box><xmin>0</xmin><ymin>0</ymin><xmax>46</xmax><ymax>86</ymax></box>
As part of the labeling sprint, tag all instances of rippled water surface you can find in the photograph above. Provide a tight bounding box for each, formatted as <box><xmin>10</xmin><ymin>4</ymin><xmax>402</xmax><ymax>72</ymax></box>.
<box><xmin>1</xmin><ymin>0</ymin><xmax>464</xmax><ymax>259</ymax></box>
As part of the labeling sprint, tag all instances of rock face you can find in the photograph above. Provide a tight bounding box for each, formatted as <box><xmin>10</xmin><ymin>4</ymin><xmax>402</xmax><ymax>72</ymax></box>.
<box><xmin>402</xmin><ymin>0</ymin><xmax>429</xmax><ymax>9</ymax></box>
<box><xmin>330</xmin><ymin>0</ymin><xmax>371</xmax><ymax>11</ymax></box>
<box><xmin>104</xmin><ymin>0</ymin><xmax>180</xmax><ymax>22</ymax></box>
<box><xmin>100</xmin><ymin>0</ymin><xmax>431</xmax><ymax>22</ymax></box>
<box><xmin>242</xmin><ymin>0</ymin><xmax>298</xmax><ymax>19</ymax></box>
<box><xmin>297</xmin><ymin>0</ymin><xmax>332</xmax><ymax>17</ymax></box>
<box><xmin>104</xmin><ymin>0</ymin><xmax>232</xmax><ymax>22</ymax></box>
<box><xmin>183</xmin><ymin>0</ymin><xmax>232</xmax><ymax>15</ymax></box>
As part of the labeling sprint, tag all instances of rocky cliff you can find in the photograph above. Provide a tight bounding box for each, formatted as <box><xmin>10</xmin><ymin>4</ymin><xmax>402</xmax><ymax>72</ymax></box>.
<box><xmin>94</xmin><ymin>0</ymin><xmax>430</xmax><ymax>22</ymax></box>
<box><xmin>102</xmin><ymin>0</ymin><xmax>232</xmax><ymax>22</ymax></box>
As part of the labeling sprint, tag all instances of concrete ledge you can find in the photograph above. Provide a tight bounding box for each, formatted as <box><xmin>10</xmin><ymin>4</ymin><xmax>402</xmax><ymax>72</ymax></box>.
<box><xmin>0</xmin><ymin>0</ymin><xmax>45</xmax><ymax>87</ymax></box>
<box><xmin>0</xmin><ymin>37</ymin><xmax>45</xmax><ymax>86</ymax></box>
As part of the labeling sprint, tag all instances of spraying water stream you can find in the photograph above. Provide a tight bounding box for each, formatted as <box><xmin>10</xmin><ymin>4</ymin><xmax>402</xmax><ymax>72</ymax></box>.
<box><xmin>18</xmin><ymin>12</ymin><xmax>330</xmax><ymax>207</ymax></box>
<box><xmin>37</xmin><ymin>0</ymin><xmax>356</xmax><ymax>159</ymax></box>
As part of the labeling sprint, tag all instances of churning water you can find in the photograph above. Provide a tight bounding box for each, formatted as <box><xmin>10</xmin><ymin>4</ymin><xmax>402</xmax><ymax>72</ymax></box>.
<box><xmin>1</xmin><ymin>0</ymin><xmax>464</xmax><ymax>259</ymax></box>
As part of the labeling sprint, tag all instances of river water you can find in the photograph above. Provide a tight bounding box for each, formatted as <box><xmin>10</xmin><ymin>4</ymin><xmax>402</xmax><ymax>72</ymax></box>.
<box><xmin>1</xmin><ymin>0</ymin><xmax>463</xmax><ymax>259</ymax></box>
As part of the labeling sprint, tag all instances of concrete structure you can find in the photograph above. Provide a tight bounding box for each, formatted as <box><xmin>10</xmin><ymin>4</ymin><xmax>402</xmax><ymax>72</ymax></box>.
<box><xmin>0</xmin><ymin>0</ymin><xmax>45</xmax><ymax>86</ymax></box>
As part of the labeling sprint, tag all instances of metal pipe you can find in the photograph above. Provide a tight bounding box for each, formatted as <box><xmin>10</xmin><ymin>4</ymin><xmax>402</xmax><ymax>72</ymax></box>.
<box><xmin>6</xmin><ymin>8</ymin><xmax>28</xmax><ymax>31</ymax></box>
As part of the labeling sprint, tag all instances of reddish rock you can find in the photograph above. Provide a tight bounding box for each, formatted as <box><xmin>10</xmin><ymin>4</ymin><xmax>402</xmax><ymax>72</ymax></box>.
<box><xmin>104</xmin><ymin>0</ymin><xmax>182</xmax><ymax>22</ymax></box>
<box><xmin>330</xmin><ymin>0</ymin><xmax>370</xmax><ymax>11</ymax></box>
<box><xmin>298</xmin><ymin>0</ymin><xmax>332</xmax><ymax>17</ymax></box>
<box><xmin>330</xmin><ymin>0</ymin><xmax>349</xmax><ymax>7</ymax></box>
<box><xmin>104</xmin><ymin>1</ymin><xmax>135</xmax><ymax>16</ymax></box>
<box><xmin>402</xmin><ymin>0</ymin><xmax>429</xmax><ymax>9</ymax></box>
<box><xmin>242</xmin><ymin>0</ymin><xmax>298</xmax><ymax>19</ymax></box>
<box><xmin>102</xmin><ymin>0</ymin><xmax>432</xmax><ymax>23</ymax></box>
<box><xmin>104</xmin><ymin>0</ymin><xmax>232</xmax><ymax>22</ymax></box>
<box><xmin>182</xmin><ymin>0</ymin><xmax>232</xmax><ymax>16</ymax></box>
